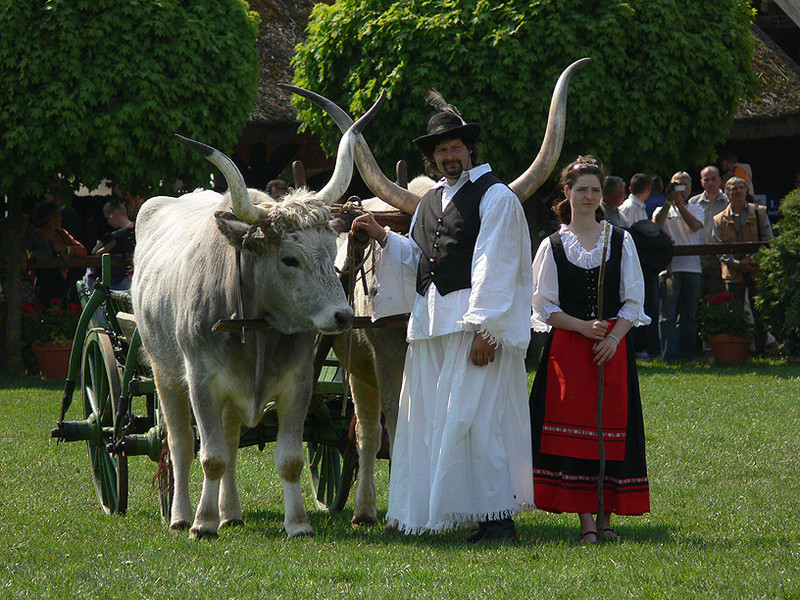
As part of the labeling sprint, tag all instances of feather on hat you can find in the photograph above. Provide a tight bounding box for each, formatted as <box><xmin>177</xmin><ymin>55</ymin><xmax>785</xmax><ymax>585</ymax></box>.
<box><xmin>413</xmin><ymin>89</ymin><xmax>481</xmax><ymax>154</ymax></box>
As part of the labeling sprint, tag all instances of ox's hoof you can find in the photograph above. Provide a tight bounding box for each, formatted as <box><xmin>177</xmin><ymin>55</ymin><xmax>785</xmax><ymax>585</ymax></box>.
<box><xmin>169</xmin><ymin>519</ymin><xmax>191</xmax><ymax>531</ymax></box>
<box><xmin>220</xmin><ymin>518</ymin><xmax>244</xmax><ymax>529</ymax></box>
<box><xmin>351</xmin><ymin>514</ymin><xmax>378</xmax><ymax>527</ymax></box>
<box><xmin>284</xmin><ymin>523</ymin><xmax>314</xmax><ymax>539</ymax></box>
<box><xmin>189</xmin><ymin>525</ymin><xmax>219</xmax><ymax>540</ymax></box>
<box><xmin>384</xmin><ymin>518</ymin><xmax>399</xmax><ymax>533</ymax></box>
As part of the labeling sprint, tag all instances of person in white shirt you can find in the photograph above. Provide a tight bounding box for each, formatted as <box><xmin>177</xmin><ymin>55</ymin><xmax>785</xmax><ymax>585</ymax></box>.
<box><xmin>652</xmin><ymin>171</ymin><xmax>703</xmax><ymax>361</ymax></box>
<box><xmin>352</xmin><ymin>105</ymin><xmax>533</xmax><ymax>543</ymax></box>
<box><xmin>688</xmin><ymin>166</ymin><xmax>729</xmax><ymax>300</ymax></box>
<box><xmin>618</xmin><ymin>173</ymin><xmax>651</xmax><ymax>226</ymax></box>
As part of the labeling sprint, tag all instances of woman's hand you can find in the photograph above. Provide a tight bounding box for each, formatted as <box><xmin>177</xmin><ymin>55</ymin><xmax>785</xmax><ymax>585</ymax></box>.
<box><xmin>470</xmin><ymin>332</ymin><xmax>497</xmax><ymax>367</ymax></box>
<box><xmin>593</xmin><ymin>334</ymin><xmax>619</xmax><ymax>365</ymax></box>
<box><xmin>351</xmin><ymin>214</ymin><xmax>388</xmax><ymax>247</ymax></box>
<box><xmin>581</xmin><ymin>319</ymin><xmax>609</xmax><ymax>341</ymax></box>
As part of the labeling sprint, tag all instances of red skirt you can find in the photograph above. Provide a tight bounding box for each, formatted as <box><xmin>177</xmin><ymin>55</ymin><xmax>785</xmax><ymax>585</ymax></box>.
<box><xmin>530</xmin><ymin>328</ymin><xmax>650</xmax><ymax>515</ymax></box>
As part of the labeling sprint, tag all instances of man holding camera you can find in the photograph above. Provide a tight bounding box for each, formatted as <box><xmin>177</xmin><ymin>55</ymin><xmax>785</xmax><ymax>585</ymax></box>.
<box><xmin>653</xmin><ymin>171</ymin><xmax>703</xmax><ymax>361</ymax></box>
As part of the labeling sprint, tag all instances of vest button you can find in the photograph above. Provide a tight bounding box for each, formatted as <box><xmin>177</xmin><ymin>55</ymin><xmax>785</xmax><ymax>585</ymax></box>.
<box><xmin>430</xmin><ymin>271</ymin><xmax>436</xmax><ymax>276</ymax></box>
<box><xmin>433</xmin><ymin>243</ymin><xmax>439</xmax><ymax>250</ymax></box>
<box><xmin>429</xmin><ymin>257</ymin><xmax>435</xmax><ymax>263</ymax></box>
<box><xmin>435</xmin><ymin>230</ymin><xmax>441</xmax><ymax>236</ymax></box>
<box><xmin>437</xmin><ymin>218</ymin><xmax>443</xmax><ymax>223</ymax></box>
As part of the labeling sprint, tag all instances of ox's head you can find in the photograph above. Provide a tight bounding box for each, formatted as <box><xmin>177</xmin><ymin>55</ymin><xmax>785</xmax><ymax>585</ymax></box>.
<box><xmin>213</xmin><ymin>191</ymin><xmax>350</xmax><ymax>334</ymax></box>
<box><xmin>176</xmin><ymin>91</ymin><xmax>385</xmax><ymax>335</ymax></box>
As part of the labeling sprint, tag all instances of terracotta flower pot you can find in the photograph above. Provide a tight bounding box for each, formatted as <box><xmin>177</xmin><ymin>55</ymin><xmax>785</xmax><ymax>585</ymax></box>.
<box><xmin>709</xmin><ymin>334</ymin><xmax>750</xmax><ymax>365</ymax></box>
<box><xmin>31</xmin><ymin>342</ymin><xmax>73</xmax><ymax>379</ymax></box>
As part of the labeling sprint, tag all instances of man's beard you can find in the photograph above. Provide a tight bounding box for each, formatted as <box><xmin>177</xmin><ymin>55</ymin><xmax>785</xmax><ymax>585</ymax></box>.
<box><xmin>441</xmin><ymin>160</ymin><xmax>465</xmax><ymax>179</ymax></box>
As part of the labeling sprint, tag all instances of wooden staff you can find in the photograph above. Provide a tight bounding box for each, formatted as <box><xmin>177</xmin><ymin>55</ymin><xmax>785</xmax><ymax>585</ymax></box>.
<box><xmin>595</xmin><ymin>221</ymin><xmax>612</xmax><ymax>542</ymax></box>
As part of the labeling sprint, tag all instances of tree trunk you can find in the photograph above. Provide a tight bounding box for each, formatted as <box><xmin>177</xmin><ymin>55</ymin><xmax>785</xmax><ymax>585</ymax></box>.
<box><xmin>3</xmin><ymin>193</ymin><xmax>24</xmax><ymax>374</ymax></box>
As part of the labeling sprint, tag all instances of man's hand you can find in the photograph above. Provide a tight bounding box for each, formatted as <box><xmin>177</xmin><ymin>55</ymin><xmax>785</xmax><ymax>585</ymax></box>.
<box><xmin>738</xmin><ymin>256</ymin><xmax>757</xmax><ymax>274</ymax></box>
<box><xmin>351</xmin><ymin>214</ymin><xmax>388</xmax><ymax>247</ymax></box>
<box><xmin>470</xmin><ymin>332</ymin><xmax>497</xmax><ymax>367</ymax></box>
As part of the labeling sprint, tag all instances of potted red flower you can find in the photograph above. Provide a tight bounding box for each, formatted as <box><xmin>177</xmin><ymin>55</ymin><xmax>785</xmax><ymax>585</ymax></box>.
<box><xmin>22</xmin><ymin>299</ymin><xmax>81</xmax><ymax>378</ymax></box>
<box><xmin>698</xmin><ymin>292</ymin><xmax>753</xmax><ymax>365</ymax></box>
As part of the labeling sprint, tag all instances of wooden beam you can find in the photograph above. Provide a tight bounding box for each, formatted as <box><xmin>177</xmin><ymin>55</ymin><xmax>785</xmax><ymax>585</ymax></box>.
<box><xmin>773</xmin><ymin>0</ymin><xmax>800</xmax><ymax>29</ymax></box>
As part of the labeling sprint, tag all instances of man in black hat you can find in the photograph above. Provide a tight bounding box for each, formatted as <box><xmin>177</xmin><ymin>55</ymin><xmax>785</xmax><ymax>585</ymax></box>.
<box><xmin>352</xmin><ymin>97</ymin><xmax>534</xmax><ymax>543</ymax></box>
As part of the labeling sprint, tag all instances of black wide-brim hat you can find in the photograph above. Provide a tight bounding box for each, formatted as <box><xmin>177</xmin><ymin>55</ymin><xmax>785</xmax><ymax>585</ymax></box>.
<box><xmin>413</xmin><ymin>111</ymin><xmax>481</xmax><ymax>155</ymax></box>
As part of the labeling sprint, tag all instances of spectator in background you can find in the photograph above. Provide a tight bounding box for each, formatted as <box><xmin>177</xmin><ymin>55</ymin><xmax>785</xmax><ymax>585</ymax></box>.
<box><xmin>653</xmin><ymin>171</ymin><xmax>703</xmax><ymax>362</ymax></box>
<box><xmin>618</xmin><ymin>173</ymin><xmax>651</xmax><ymax>226</ymax></box>
<box><xmin>712</xmin><ymin>176</ymin><xmax>773</xmax><ymax>355</ymax></box>
<box><xmin>88</xmin><ymin>201</ymin><xmax>135</xmax><ymax>290</ymax></box>
<box><xmin>30</xmin><ymin>200</ymin><xmax>86</xmax><ymax>304</ymax></box>
<box><xmin>689</xmin><ymin>166</ymin><xmax>729</xmax><ymax>301</ymax></box>
<box><xmin>601</xmin><ymin>175</ymin><xmax>628</xmax><ymax>228</ymax></box>
<box><xmin>44</xmin><ymin>179</ymin><xmax>86</xmax><ymax>249</ymax></box>
<box><xmin>719</xmin><ymin>152</ymin><xmax>754</xmax><ymax>197</ymax></box>
<box><xmin>645</xmin><ymin>175</ymin><xmax>667</xmax><ymax>219</ymax></box>
<box><xmin>266</xmin><ymin>179</ymin><xmax>289</xmax><ymax>199</ymax></box>
<box><xmin>620</xmin><ymin>173</ymin><xmax>662</xmax><ymax>359</ymax></box>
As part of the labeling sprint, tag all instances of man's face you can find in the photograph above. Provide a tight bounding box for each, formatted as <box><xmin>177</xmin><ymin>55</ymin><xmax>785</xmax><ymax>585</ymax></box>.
<box><xmin>726</xmin><ymin>180</ymin><xmax>747</xmax><ymax>210</ymax></box>
<box><xmin>670</xmin><ymin>176</ymin><xmax>692</xmax><ymax>201</ymax></box>
<box><xmin>701</xmin><ymin>169</ymin><xmax>721</xmax><ymax>196</ymax></box>
<box><xmin>432</xmin><ymin>138</ymin><xmax>472</xmax><ymax>182</ymax></box>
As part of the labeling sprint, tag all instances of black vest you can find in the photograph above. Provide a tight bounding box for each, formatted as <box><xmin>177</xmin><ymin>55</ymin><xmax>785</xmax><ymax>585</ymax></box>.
<box><xmin>412</xmin><ymin>172</ymin><xmax>503</xmax><ymax>296</ymax></box>
<box><xmin>550</xmin><ymin>227</ymin><xmax>624</xmax><ymax>320</ymax></box>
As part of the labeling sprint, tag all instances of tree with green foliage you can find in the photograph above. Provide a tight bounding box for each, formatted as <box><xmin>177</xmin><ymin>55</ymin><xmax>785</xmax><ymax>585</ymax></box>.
<box><xmin>0</xmin><ymin>0</ymin><xmax>260</xmax><ymax>373</ymax></box>
<box><xmin>293</xmin><ymin>0</ymin><xmax>756</xmax><ymax>183</ymax></box>
<box><xmin>757</xmin><ymin>189</ymin><xmax>800</xmax><ymax>356</ymax></box>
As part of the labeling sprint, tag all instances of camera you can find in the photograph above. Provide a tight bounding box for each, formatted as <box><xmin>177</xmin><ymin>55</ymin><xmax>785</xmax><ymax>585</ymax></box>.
<box><xmin>671</xmin><ymin>183</ymin><xmax>686</xmax><ymax>192</ymax></box>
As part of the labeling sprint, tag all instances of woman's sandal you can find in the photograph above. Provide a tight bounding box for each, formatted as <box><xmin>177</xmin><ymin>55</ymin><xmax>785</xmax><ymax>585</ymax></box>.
<box><xmin>581</xmin><ymin>530</ymin><xmax>598</xmax><ymax>544</ymax></box>
<box><xmin>601</xmin><ymin>527</ymin><xmax>620</xmax><ymax>542</ymax></box>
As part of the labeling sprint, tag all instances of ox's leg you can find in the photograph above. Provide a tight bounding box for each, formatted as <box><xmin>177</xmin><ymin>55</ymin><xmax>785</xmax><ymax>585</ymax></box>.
<box><xmin>350</xmin><ymin>374</ymin><xmax>381</xmax><ymax>526</ymax></box>
<box><xmin>187</xmin><ymin>373</ymin><xmax>229</xmax><ymax>540</ymax></box>
<box><xmin>274</xmin><ymin>379</ymin><xmax>314</xmax><ymax>538</ymax></box>
<box><xmin>219</xmin><ymin>403</ymin><xmax>244</xmax><ymax>528</ymax></box>
<box><xmin>154</xmin><ymin>367</ymin><xmax>195</xmax><ymax>531</ymax></box>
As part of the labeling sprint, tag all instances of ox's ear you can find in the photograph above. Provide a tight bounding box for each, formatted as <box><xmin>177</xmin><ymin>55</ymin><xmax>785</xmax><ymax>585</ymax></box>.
<box><xmin>214</xmin><ymin>210</ymin><xmax>250</xmax><ymax>250</ymax></box>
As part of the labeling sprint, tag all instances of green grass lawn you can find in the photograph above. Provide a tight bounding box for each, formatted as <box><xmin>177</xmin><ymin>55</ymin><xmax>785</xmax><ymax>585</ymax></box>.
<box><xmin>1</xmin><ymin>361</ymin><xmax>799</xmax><ymax>599</ymax></box>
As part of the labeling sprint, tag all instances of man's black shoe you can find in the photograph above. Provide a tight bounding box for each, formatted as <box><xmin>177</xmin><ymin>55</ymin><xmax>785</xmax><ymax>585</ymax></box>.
<box><xmin>466</xmin><ymin>517</ymin><xmax>517</xmax><ymax>544</ymax></box>
<box><xmin>464</xmin><ymin>522</ymin><xmax>487</xmax><ymax>543</ymax></box>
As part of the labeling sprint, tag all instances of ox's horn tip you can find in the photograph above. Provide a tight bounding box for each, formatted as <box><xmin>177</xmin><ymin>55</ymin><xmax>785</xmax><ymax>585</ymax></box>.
<box><xmin>175</xmin><ymin>133</ymin><xmax>214</xmax><ymax>158</ymax></box>
<box><xmin>276</xmin><ymin>82</ymin><xmax>297</xmax><ymax>93</ymax></box>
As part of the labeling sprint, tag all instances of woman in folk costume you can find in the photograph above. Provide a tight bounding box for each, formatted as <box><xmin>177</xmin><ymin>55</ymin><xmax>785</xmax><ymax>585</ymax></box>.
<box><xmin>529</xmin><ymin>156</ymin><xmax>650</xmax><ymax>544</ymax></box>
<box><xmin>352</xmin><ymin>93</ymin><xmax>533</xmax><ymax>542</ymax></box>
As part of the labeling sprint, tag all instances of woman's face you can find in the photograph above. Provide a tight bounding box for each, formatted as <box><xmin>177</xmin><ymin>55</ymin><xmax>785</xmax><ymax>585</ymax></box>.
<box><xmin>565</xmin><ymin>174</ymin><xmax>603</xmax><ymax>216</ymax></box>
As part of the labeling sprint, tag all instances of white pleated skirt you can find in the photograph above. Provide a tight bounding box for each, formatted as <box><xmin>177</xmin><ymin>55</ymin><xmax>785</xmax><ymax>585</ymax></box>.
<box><xmin>386</xmin><ymin>330</ymin><xmax>534</xmax><ymax>534</ymax></box>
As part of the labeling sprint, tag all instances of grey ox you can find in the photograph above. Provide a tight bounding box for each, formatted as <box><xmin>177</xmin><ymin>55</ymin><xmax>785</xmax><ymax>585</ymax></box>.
<box><xmin>132</xmin><ymin>93</ymin><xmax>383</xmax><ymax>539</ymax></box>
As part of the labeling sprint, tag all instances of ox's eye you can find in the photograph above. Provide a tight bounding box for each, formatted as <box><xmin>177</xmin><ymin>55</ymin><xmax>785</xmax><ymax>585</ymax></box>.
<box><xmin>281</xmin><ymin>257</ymin><xmax>301</xmax><ymax>268</ymax></box>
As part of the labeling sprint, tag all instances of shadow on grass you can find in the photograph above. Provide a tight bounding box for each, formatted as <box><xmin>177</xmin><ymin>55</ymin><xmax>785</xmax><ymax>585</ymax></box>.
<box><xmin>240</xmin><ymin>506</ymin><xmax>679</xmax><ymax>550</ymax></box>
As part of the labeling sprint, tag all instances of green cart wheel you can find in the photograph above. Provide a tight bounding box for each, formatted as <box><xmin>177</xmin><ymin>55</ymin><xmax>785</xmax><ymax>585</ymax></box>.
<box><xmin>81</xmin><ymin>328</ymin><xmax>128</xmax><ymax>515</ymax></box>
<box><xmin>306</xmin><ymin>438</ymin><xmax>358</xmax><ymax>512</ymax></box>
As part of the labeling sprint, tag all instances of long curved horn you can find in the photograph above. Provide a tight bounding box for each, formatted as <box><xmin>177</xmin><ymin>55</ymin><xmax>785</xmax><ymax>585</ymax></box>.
<box><xmin>175</xmin><ymin>134</ymin><xmax>269</xmax><ymax>224</ymax></box>
<box><xmin>508</xmin><ymin>57</ymin><xmax>591</xmax><ymax>202</ymax></box>
<box><xmin>280</xmin><ymin>84</ymin><xmax>420</xmax><ymax>215</ymax></box>
<box><xmin>316</xmin><ymin>91</ymin><xmax>385</xmax><ymax>205</ymax></box>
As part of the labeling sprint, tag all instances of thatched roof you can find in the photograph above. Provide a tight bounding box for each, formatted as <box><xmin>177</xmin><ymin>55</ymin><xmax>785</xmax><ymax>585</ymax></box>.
<box><xmin>245</xmin><ymin>7</ymin><xmax>800</xmax><ymax>143</ymax></box>
<box><xmin>730</xmin><ymin>25</ymin><xmax>800</xmax><ymax>139</ymax></box>
<box><xmin>240</xmin><ymin>0</ymin><xmax>325</xmax><ymax>145</ymax></box>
